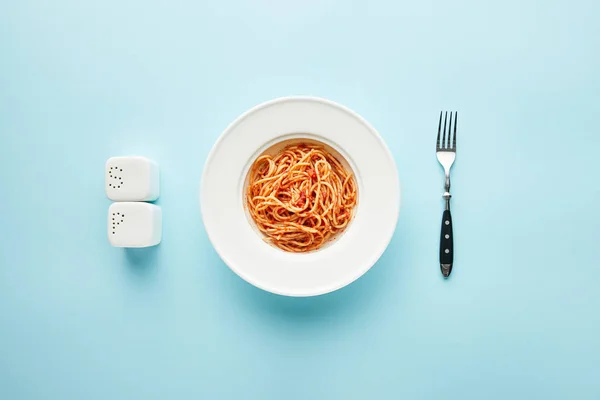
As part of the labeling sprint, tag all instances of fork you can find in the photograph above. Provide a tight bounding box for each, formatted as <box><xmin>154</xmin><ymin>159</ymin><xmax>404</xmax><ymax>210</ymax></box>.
<box><xmin>436</xmin><ymin>111</ymin><xmax>457</xmax><ymax>278</ymax></box>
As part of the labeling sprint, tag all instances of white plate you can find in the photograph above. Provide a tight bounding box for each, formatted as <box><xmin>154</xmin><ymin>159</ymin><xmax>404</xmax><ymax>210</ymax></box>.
<box><xmin>201</xmin><ymin>97</ymin><xmax>400</xmax><ymax>296</ymax></box>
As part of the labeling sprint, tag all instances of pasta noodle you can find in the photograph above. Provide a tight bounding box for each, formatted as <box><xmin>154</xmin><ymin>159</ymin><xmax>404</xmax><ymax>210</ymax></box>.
<box><xmin>246</xmin><ymin>143</ymin><xmax>357</xmax><ymax>252</ymax></box>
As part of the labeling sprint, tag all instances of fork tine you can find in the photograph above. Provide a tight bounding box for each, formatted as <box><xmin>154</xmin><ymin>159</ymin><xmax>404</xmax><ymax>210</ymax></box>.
<box><xmin>452</xmin><ymin>112</ymin><xmax>457</xmax><ymax>149</ymax></box>
<box><xmin>437</xmin><ymin>111</ymin><xmax>442</xmax><ymax>149</ymax></box>
<box><xmin>447</xmin><ymin>112</ymin><xmax>453</xmax><ymax>148</ymax></box>
<box><xmin>442</xmin><ymin>112</ymin><xmax>448</xmax><ymax>149</ymax></box>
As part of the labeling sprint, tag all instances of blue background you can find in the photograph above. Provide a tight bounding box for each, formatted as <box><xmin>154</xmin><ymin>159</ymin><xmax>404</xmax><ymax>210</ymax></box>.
<box><xmin>1</xmin><ymin>0</ymin><xmax>599</xmax><ymax>398</ymax></box>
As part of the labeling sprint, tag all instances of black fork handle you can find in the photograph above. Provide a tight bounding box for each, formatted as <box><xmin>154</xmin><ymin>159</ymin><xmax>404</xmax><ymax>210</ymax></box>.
<box><xmin>439</xmin><ymin>209</ymin><xmax>453</xmax><ymax>277</ymax></box>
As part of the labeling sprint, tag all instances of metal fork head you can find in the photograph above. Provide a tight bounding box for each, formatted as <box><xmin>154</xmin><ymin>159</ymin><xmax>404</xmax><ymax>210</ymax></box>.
<box><xmin>436</xmin><ymin>111</ymin><xmax>457</xmax><ymax>153</ymax></box>
<box><xmin>436</xmin><ymin>111</ymin><xmax>457</xmax><ymax>192</ymax></box>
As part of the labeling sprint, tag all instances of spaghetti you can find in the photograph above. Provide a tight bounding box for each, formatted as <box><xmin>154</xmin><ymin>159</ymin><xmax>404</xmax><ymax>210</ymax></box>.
<box><xmin>246</xmin><ymin>143</ymin><xmax>357</xmax><ymax>252</ymax></box>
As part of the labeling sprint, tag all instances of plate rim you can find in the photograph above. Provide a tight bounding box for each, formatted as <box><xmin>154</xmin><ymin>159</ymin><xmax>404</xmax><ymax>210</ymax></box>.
<box><xmin>200</xmin><ymin>96</ymin><xmax>400</xmax><ymax>296</ymax></box>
